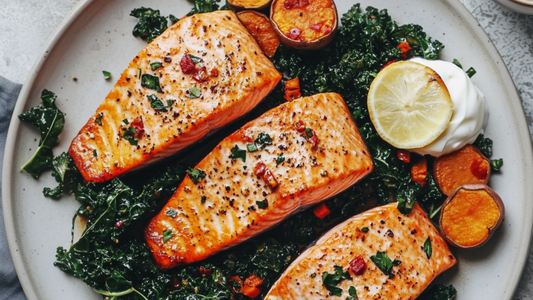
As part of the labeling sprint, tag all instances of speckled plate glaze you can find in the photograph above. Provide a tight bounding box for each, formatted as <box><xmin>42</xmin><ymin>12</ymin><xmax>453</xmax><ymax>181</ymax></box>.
<box><xmin>3</xmin><ymin>0</ymin><xmax>532</xmax><ymax>300</ymax></box>
<box><xmin>493</xmin><ymin>0</ymin><xmax>533</xmax><ymax>14</ymax></box>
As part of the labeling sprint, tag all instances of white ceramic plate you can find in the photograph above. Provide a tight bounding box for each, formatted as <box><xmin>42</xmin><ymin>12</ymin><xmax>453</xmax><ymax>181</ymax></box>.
<box><xmin>3</xmin><ymin>0</ymin><xmax>533</xmax><ymax>299</ymax></box>
<box><xmin>492</xmin><ymin>0</ymin><xmax>533</xmax><ymax>14</ymax></box>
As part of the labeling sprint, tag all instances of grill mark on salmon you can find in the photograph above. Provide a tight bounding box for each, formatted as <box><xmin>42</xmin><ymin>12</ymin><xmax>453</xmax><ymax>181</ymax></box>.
<box><xmin>265</xmin><ymin>202</ymin><xmax>456</xmax><ymax>300</ymax></box>
<box><xmin>144</xmin><ymin>93</ymin><xmax>374</xmax><ymax>269</ymax></box>
<box><xmin>69</xmin><ymin>11</ymin><xmax>281</xmax><ymax>183</ymax></box>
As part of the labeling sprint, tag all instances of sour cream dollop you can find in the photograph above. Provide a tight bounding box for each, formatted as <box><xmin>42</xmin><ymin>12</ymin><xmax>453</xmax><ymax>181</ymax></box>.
<box><xmin>409</xmin><ymin>57</ymin><xmax>489</xmax><ymax>157</ymax></box>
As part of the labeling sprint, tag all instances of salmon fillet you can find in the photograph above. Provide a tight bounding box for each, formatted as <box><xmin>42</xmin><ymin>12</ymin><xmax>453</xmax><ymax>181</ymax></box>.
<box><xmin>144</xmin><ymin>92</ymin><xmax>373</xmax><ymax>269</ymax></box>
<box><xmin>69</xmin><ymin>10</ymin><xmax>281</xmax><ymax>183</ymax></box>
<box><xmin>265</xmin><ymin>202</ymin><xmax>457</xmax><ymax>300</ymax></box>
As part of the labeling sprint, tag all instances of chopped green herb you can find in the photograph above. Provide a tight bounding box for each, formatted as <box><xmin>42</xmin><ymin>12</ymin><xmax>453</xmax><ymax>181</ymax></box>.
<box><xmin>305</xmin><ymin>127</ymin><xmax>313</xmax><ymax>137</ymax></box>
<box><xmin>392</xmin><ymin>259</ymin><xmax>402</xmax><ymax>266</ymax></box>
<box><xmin>187</xmin><ymin>168</ymin><xmax>205</xmax><ymax>184</ymax></box>
<box><xmin>255</xmin><ymin>132</ymin><xmax>272</xmax><ymax>149</ymax></box>
<box><xmin>322</xmin><ymin>266</ymin><xmax>351</xmax><ymax>296</ymax></box>
<box><xmin>466</xmin><ymin>67</ymin><xmax>476</xmax><ymax>78</ymax></box>
<box><xmin>123</xmin><ymin>119</ymin><xmax>129</xmax><ymax>125</ymax></box>
<box><xmin>491</xmin><ymin>158</ymin><xmax>503</xmax><ymax>172</ymax></box>
<box><xmin>141</xmin><ymin>74</ymin><xmax>163</xmax><ymax>92</ymax></box>
<box><xmin>276</xmin><ymin>153</ymin><xmax>285</xmax><ymax>165</ymax></box>
<box><xmin>347</xmin><ymin>286</ymin><xmax>358</xmax><ymax>300</ymax></box>
<box><xmin>256</xmin><ymin>200</ymin><xmax>268</xmax><ymax>209</ymax></box>
<box><xmin>130</xmin><ymin>7</ymin><xmax>168</xmax><ymax>43</ymax></box>
<box><xmin>147</xmin><ymin>94</ymin><xmax>172</xmax><ymax>112</ymax></box>
<box><xmin>361</xmin><ymin>227</ymin><xmax>369</xmax><ymax>232</ymax></box>
<box><xmin>424</xmin><ymin>237</ymin><xmax>432</xmax><ymax>259</ymax></box>
<box><xmin>452</xmin><ymin>58</ymin><xmax>463</xmax><ymax>69</ymax></box>
<box><xmin>150</xmin><ymin>62</ymin><xmax>163</xmax><ymax>71</ymax></box>
<box><xmin>95</xmin><ymin>117</ymin><xmax>102</xmax><ymax>125</ymax></box>
<box><xmin>310</xmin><ymin>273</ymin><xmax>316</xmax><ymax>278</ymax></box>
<box><xmin>247</xmin><ymin>143</ymin><xmax>258</xmax><ymax>152</ymax></box>
<box><xmin>93</xmin><ymin>149</ymin><xmax>97</xmax><ymax>157</ymax></box>
<box><xmin>187</xmin><ymin>86</ymin><xmax>202</xmax><ymax>98</ymax></box>
<box><xmin>137</xmin><ymin>68</ymin><xmax>142</xmax><ymax>79</ymax></box>
<box><xmin>243</xmin><ymin>166</ymin><xmax>247</xmax><ymax>170</ymax></box>
<box><xmin>229</xmin><ymin>145</ymin><xmax>246</xmax><ymax>162</ymax></box>
<box><xmin>102</xmin><ymin>71</ymin><xmax>111</xmax><ymax>80</ymax></box>
<box><xmin>370</xmin><ymin>251</ymin><xmax>397</xmax><ymax>279</ymax></box>
<box><xmin>165</xmin><ymin>208</ymin><xmax>177</xmax><ymax>218</ymax></box>
<box><xmin>162</xmin><ymin>229</ymin><xmax>175</xmax><ymax>243</ymax></box>
<box><xmin>201</xmin><ymin>195</ymin><xmax>207</xmax><ymax>203</ymax></box>
<box><xmin>123</xmin><ymin>127</ymin><xmax>138</xmax><ymax>145</ymax></box>
<box><xmin>18</xmin><ymin>89</ymin><xmax>65</xmax><ymax>178</ymax></box>
<box><xmin>189</xmin><ymin>54</ymin><xmax>203</xmax><ymax>63</ymax></box>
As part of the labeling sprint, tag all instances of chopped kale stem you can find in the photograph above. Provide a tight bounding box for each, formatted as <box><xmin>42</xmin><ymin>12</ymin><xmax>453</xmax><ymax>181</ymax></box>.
<box><xmin>50</xmin><ymin>3</ymin><xmax>501</xmax><ymax>299</ymax></box>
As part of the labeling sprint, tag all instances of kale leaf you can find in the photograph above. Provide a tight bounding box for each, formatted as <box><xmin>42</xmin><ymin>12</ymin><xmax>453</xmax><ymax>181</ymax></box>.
<box><xmin>43</xmin><ymin>152</ymin><xmax>83</xmax><ymax>198</ymax></box>
<box><xmin>187</xmin><ymin>0</ymin><xmax>229</xmax><ymax>16</ymax></box>
<box><xmin>418</xmin><ymin>284</ymin><xmax>457</xmax><ymax>300</ymax></box>
<box><xmin>18</xmin><ymin>89</ymin><xmax>65</xmax><ymax>178</ymax></box>
<box><xmin>130</xmin><ymin>7</ymin><xmax>169</xmax><ymax>43</ymax></box>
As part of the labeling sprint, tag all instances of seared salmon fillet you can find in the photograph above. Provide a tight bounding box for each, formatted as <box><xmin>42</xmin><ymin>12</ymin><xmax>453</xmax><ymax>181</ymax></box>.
<box><xmin>265</xmin><ymin>202</ymin><xmax>456</xmax><ymax>300</ymax></box>
<box><xmin>144</xmin><ymin>92</ymin><xmax>373</xmax><ymax>269</ymax></box>
<box><xmin>69</xmin><ymin>10</ymin><xmax>281</xmax><ymax>183</ymax></box>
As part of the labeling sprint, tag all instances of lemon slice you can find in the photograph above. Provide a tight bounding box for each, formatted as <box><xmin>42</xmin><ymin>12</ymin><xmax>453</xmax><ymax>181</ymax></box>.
<box><xmin>367</xmin><ymin>60</ymin><xmax>453</xmax><ymax>149</ymax></box>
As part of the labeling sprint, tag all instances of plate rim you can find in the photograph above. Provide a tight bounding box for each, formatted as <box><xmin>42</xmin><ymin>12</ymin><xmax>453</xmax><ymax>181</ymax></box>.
<box><xmin>492</xmin><ymin>0</ymin><xmax>533</xmax><ymax>14</ymax></box>
<box><xmin>3</xmin><ymin>0</ymin><xmax>533</xmax><ymax>299</ymax></box>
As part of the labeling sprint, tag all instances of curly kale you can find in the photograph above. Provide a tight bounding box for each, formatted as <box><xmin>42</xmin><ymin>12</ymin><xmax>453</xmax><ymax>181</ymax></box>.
<box><xmin>130</xmin><ymin>7</ymin><xmax>171</xmax><ymax>43</ymax></box>
<box><xmin>43</xmin><ymin>152</ymin><xmax>84</xmax><ymax>198</ymax></box>
<box><xmin>18</xmin><ymin>89</ymin><xmax>65</xmax><ymax>178</ymax></box>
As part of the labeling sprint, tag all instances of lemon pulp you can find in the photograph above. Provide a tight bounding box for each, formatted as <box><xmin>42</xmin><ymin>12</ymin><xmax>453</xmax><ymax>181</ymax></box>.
<box><xmin>367</xmin><ymin>60</ymin><xmax>454</xmax><ymax>149</ymax></box>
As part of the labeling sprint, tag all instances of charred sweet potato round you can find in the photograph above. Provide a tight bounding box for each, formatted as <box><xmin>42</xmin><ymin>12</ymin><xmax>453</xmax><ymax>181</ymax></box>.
<box><xmin>270</xmin><ymin>0</ymin><xmax>338</xmax><ymax>50</ymax></box>
<box><xmin>237</xmin><ymin>11</ymin><xmax>280</xmax><ymax>57</ymax></box>
<box><xmin>229</xmin><ymin>0</ymin><xmax>272</xmax><ymax>10</ymax></box>
<box><xmin>433</xmin><ymin>144</ymin><xmax>491</xmax><ymax>195</ymax></box>
<box><xmin>439</xmin><ymin>184</ymin><xmax>504</xmax><ymax>248</ymax></box>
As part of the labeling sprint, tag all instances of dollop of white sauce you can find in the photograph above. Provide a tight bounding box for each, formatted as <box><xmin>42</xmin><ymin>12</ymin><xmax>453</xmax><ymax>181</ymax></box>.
<box><xmin>409</xmin><ymin>57</ymin><xmax>489</xmax><ymax>157</ymax></box>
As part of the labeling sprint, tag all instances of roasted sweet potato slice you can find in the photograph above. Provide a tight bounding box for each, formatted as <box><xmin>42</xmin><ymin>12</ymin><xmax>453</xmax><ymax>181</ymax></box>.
<box><xmin>270</xmin><ymin>0</ymin><xmax>338</xmax><ymax>50</ymax></box>
<box><xmin>433</xmin><ymin>144</ymin><xmax>490</xmax><ymax>195</ymax></box>
<box><xmin>237</xmin><ymin>11</ymin><xmax>280</xmax><ymax>57</ymax></box>
<box><xmin>439</xmin><ymin>184</ymin><xmax>504</xmax><ymax>248</ymax></box>
<box><xmin>229</xmin><ymin>0</ymin><xmax>271</xmax><ymax>10</ymax></box>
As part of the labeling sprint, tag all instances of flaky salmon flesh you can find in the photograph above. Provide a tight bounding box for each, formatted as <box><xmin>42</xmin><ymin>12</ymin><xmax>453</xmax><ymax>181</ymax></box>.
<box><xmin>266</xmin><ymin>202</ymin><xmax>457</xmax><ymax>300</ymax></box>
<box><xmin>144</xmin><ymin>92</ymin><xmax>374</xmax><ymax>269</ymax></box>
<box><xmin>69</xmin><ymin>10</ymin><xmax>281</xmax><ymax>183</ymax></box>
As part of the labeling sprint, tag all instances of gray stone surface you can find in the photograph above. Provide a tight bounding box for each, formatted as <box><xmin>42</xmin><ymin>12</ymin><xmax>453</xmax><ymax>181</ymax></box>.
<box><xmin>0</xmin><ymin>0</ymin><xmax>532</xmax><ymax>299</ymax></box>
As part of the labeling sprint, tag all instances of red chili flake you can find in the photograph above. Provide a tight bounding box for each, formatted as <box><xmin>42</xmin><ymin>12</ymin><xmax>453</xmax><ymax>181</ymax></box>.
<box><xmin>323</xmin><ymin>25</ymin><xmax>333</xmax><ymax>35</ymax></box>
<box><xmin>131</xmin><ymin>117</ymin><xmax>145</xmax><ymax>137</ymax></box>
<box><xmin>294</xmin><ymin>121</ymin><xmax>306</xmax><ymax>133</ymax></box>
<box><xmin>309</xmin><ymin>129</ymin><xmax>319</xmax><ymax>149</ymax></box>
<box><xmin>170</xmin><ymin>277</ymin><xmax>182</xmax><ymax>291</ymax></box>
<box><xmin>255</xmin><ymin>162</ymin><xmax>279</xmax><ymax>188</ymax></box>
<box><xmin>397</xmin><ymin>149</ymin><xmax>411</xmax><ymax>163</ymax></box>
<box><xmin>381</xmin><ymin>59</ymin><xmax>398</xmax><ymax>70</ymax></box>
<box><xmin>283</xmin><ymin>0</ymin><xmax>309</xmax><ymax>9</ymax></box>
<box><xmin>470</xmin><ymin>158</ymin><xmax>489</xmax><ymax>180</ymax></box>
<box><xmin>286</xmin><ymin>28</ymin><xmax>303</xmax><ymax>40</ymax></box>
<box><xmin>180</xmin><ymin>54</ymin><xmax>196</xmax><ymax>74</ymax></box>
<box><xmin>397</xmin><ymin>42</ymin><xmax>412</xmax><ymax>59</ymax></box>
<box><xmin>210</xmin><ymin>68</ymin><xmax>219</xmax><ymax>77</ymax></box>
<box><xmin>309</xmin><ymin>22</ymin><xmax>323</xmax><ymax>32</ymax></box>
<box><xmin>199</xmin><ymin>267</ymin><xmax>213</xmax><ymax>276</ymax></box>
<box><xmin>193</xmin><ymin>66</ymin><xmax>209</xmax><ymax>82</ymax></box>
<box><xmin>114</xmin><ymin>220</ymin><xmax>125</xmax><ymax>229</ymax></box>
<box><xmin>349</xmin><ymin>255</ymin><xmax>367</xmax><ymax>275</ymax></box>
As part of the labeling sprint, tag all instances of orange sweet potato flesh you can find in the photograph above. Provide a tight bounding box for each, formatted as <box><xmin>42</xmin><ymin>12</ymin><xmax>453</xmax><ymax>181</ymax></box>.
<box><xmin>284</xmin><ymin>77</ymin><xmax>302</xmax><ymax>101</ymax></box>
<box><xmin>237</xmin><ymin>11</ymin><xmax>280</xmax><ymax>57</ymax></box>
<box><xmin>441</xmin><ymin>187</ymin><xmax>501</xmax><ymax>247</ymax></box>
<box><xmin>434</xmin><ymin>144</ymin><xmax>490</xmax><ymax>195</ymax></box>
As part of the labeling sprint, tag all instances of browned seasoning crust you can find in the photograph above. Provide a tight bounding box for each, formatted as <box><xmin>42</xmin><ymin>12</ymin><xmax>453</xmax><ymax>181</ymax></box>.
<box><xmin>69</xmin><ymin>11</ymin><xmax>281</xmax><ymax>183</ymax></box>
<box><xmin>265</xmin><ymin>202</ymin><xmax>456</xmax><ymax>299</ymax></box>
<box><xmin>144</xmin><ymin>93</ymin><xmax>374</xmax><ymax>269</ymax></box>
